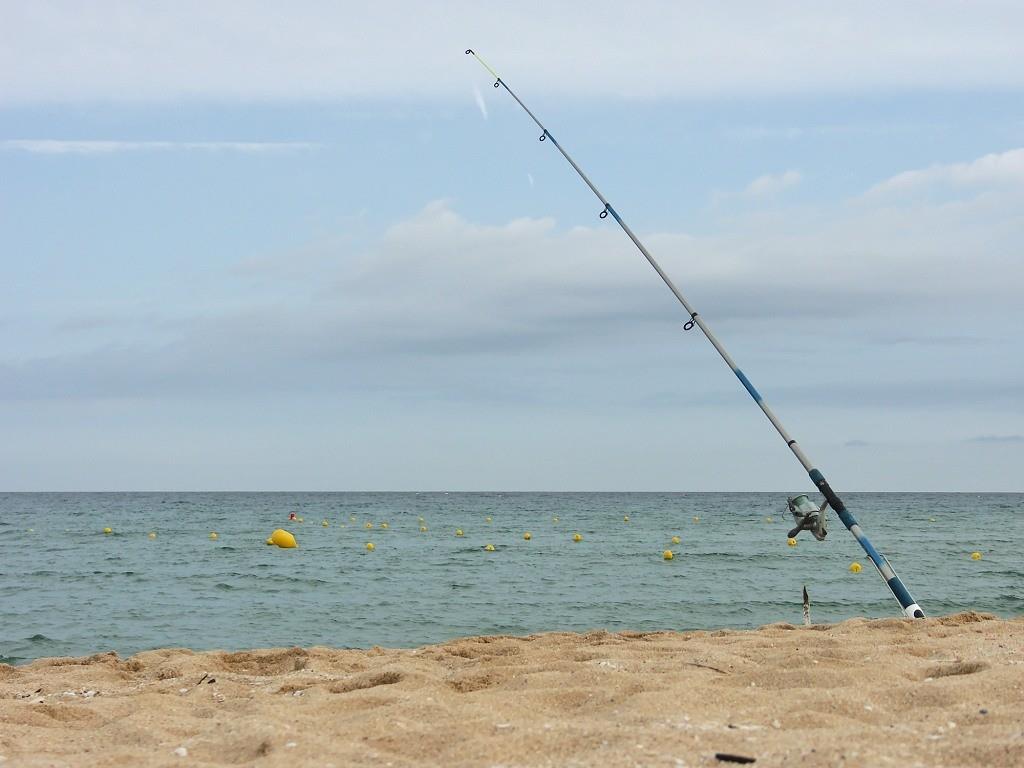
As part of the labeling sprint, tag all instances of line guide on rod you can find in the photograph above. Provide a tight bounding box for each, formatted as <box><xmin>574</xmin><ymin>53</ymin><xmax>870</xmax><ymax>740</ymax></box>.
<box><xmin>465</xmin><ymin>48</ymin><xmax>924</xmax><ymax>619</ymax></box>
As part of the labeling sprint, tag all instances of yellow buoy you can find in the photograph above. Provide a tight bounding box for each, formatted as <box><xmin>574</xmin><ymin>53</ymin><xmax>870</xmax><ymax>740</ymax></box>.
<box><xmin>103</xmin><ymin>527</ymin><xmax>112</xmax><ymax>535</ymax></box>
<box><xmin>322</xmin><ymin>520</ymin><xmax>329</xmax><ymax>527</ymax></box>
<box><xmin>484</xmin><ymin>543</ymin><xmax>495</xmax><ymax>552</ymax></box>
<box><xmin>418</xmin><ymin>516</ymin><xmax>425</xmax><ymax>523</ymax></box>
<box><xmin>270</xmin><ymin>529</ymin><xmax>297</xmax><ymax>549</ymax></box>
<box><xmin>148</xmin><ymin>532</ymin><xmax>157</xmax><ymax>540</ymax></box>
<box><xmin>623</xmin><ymin>515</ymin><xmax>630</xmax><ymax>522</ymax></box>
<box><xmin>573</xmin><ymin>533</ymin><xmax>583</xmax><ymax>542</ymax></box>
<box><xmin>765</xmin><ymin>516</ymin><xmax>773</xmax><ymax>523</ymax></box>
<box><xmin>366</xmin><ymin>542</ymin><xmax>375</xmax><ymax>552</ymax></box>
<box><xmin>365</xmin><ymin>522</ymin><xmax>374</xmax><ymax>529</ymax></box>
<box><xmin>485</xmin><ymin>516</ymin><xmax>492</xmax><ymax>523</ymax></box>
<box><xmin>296</xmin><ymin>517</ymin><xmax>304</xmax><ymax>523</ymax></box>
<box><xmin>381</xmin><ymin>522</ymin><xmax>389</xmax><ymax>530</ymax></box>
<box><xmin>455</xmin><ymin>528</ymin><xmax>464</xmax><ymax>537</ymax></box>
<box><xmin>671</xmin><ymin>535</ymin><xmax>681</xmax><ymax>545</ymax></box>
<box><xmin>552</xmin><ymin>516</ymin><xmax>560</xmax><ymax>523</ymax></box>
<box><xmin>209</xmin><ymin>532</ymin><xmax>218</xmax><ymax>540</ymax></box>
<box><xmin>350</xmin><ymin>515</ymin><xmax>357</xmax><ymax>523</ymax></box>
<box><xmin>970</xmin><ymin>551</ymin><xmax>982</xmax><ymax>561</ymax></box>
<box><xmin>420</xmin><ymin>525</ymin><xmax>428</xmax><ymax>532</ymax></box>
<box><xmin>693</xmin><ymin>516</ymin><xmax>700</xmax><ymax>523</ymax></box>
<box><xmin>849</xmin><ymin>562</ymin><xmax>862</xmax><ymax>574</ymax></box>
<box><xmin>929</xmin><ymin>517</ymin><xmax>937</xmax><ymax>522</ymax></box>
<box><xmin>787</xmin><ymin>537</ymin><xmax>797</xmax><ymax>547</ymax></box>
<box><xmin>663</xmin><ymin>550</ymin><xmax>674</xmax><ymax>561</ymax></box>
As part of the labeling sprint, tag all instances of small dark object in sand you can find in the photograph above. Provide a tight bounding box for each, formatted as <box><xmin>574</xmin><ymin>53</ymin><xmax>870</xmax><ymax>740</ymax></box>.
<box><xmin>715</xmin><ymin>753</ymin><xmax>756</xmax><ymax>764</ymax></box>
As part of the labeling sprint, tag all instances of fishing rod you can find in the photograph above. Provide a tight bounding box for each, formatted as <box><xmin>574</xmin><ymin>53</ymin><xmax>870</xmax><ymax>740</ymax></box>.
<box><xmin>465</xmin><ymin>49</ymin><xmax>925</xmax><ymax>619</ymax></box>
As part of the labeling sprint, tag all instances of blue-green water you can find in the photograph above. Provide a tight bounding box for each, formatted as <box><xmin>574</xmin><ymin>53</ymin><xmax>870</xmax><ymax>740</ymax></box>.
<box><xmin>1</xmin><ymin>492</ymin><xmax>1021</xmax><ymax>664</ymax></box>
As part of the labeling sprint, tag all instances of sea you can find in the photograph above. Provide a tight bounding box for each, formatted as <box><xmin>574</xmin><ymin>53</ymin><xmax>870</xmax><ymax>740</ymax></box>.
<box><xmin>1</xmin><ymin>492</ymin><xmax>1020</xmax><ymax>664</ymax></box>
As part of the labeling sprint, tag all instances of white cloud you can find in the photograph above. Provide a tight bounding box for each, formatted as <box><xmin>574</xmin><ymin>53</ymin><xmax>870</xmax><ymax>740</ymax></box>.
<box><xmin>0</xmin><ymin>140</ymin><xmax>318</xmax><ymax>154</ymax></box>
<box><xmin>868</xmin><ymin>147</ymin><xmax>1024</xmax><ymax>194</ymax></box>
<box><xmin>2</xmin><ymin>2</ymin><xmax>1023</xmax><ymax>103</ymax></box>
<box><xmin>472</xmin><ymin>84</ymin><xmax>488</xmax><ymax>120</ymax></box>
<box><xmin>744</xmin><ymin>170</ymin><xmax>802</xmax><ymax>198</ymax></box>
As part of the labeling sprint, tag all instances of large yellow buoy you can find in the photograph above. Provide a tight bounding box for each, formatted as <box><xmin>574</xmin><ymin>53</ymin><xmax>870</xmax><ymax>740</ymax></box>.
<box><xmin>455</xmin><ymin>528</ymin><xmax>464</xmax><ymax>537</ymax></box>
<box><xmin>366</xmin><ymin>542</ymin><xmax>375</xmax><ymax>552</ymax></box>
<box><xmin>671</xmin><ymin>535</ymin><xmax>681</xmax><ymax>545</ymax></box>
<box><xmin>663</xmin><ymin>550</ymin><xmax>674</xmax><ymax>561</ymax></box>
<box><xmin>849</xmin><ymin>562</ymin><xmax>862</xmax><ymax>574</ymax></box>
<box><xmin>523</xmin><ymin>532</ymin><xmax>532</xmax><ymax>541</ymax></box>
<box><xmin>103</xmin><ymin>527</ymin><xmax>112</xmax><ymax>535</ymax></box>
<box><xmin>270</xmin><ymin>529</ymin><xmax>297</xmax><ymax>549</ymax></box>
<box><xmin>787</xmin><ymin>537</ymin><xmax>797</xmax><ymax>547</ymax></box>
<box><xmin>484</xmin><ymin>543</ymin><xmax>495</xmax><ymax>552</ymax></box>
<box><xmin>970</xmin><ymin>551</ymin><xmax>982</xmax><ymax>561</ymax></box>
<box><xmin>573</xmin><ymin>533</ymin><xmax>583</xmax><ymax>543</ymax></box>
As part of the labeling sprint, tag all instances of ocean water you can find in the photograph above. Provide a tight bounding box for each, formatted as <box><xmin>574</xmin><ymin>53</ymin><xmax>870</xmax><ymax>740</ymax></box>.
<box><xmin>0</xmin><ymin>492</ymin><xmax>1020</xmax><ymax>664</ymax></box>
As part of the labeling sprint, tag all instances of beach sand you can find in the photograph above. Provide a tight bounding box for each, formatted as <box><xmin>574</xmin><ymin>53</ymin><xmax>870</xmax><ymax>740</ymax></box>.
<box><xmin>1</xmin><ymin>612</ymin><xmax>1021</xmax><ymax>767</ymax></box>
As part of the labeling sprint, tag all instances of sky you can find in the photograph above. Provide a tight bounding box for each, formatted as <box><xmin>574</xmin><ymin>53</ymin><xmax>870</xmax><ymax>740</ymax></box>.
<box><xmin>1</xmin><ymin>1</ymin><xmax>1022</xmax><ymax>491</ymax></box>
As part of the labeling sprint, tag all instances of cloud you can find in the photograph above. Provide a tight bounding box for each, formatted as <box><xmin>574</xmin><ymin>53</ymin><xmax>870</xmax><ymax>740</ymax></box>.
<box><xmin>2</xmin><ymin>2</ymin><xmax>1024</xmax><ymax>103</ymax></box>
<box><xmin>744</xmin><ymin>170</ymin><xmax>802</xmax><ymax>198</ymax></box>
<box><xmin>1</xmin><ymin>140</ymin><xmax>318</xmax><ymax>154</ymax></box>
<box><xmin>868</xmin><ymin>148</ymin><xmax>1024</xmax><ymax>194</ymax></box>
<box><xmin>966</xmin><ymin>435</ymin><xmax>1024</xmax><ymax>444</ymax></box>
<box><xmin>472</xmin><ymin>84</ymin><xmax>488</xmax><ymax>120</ymax></box>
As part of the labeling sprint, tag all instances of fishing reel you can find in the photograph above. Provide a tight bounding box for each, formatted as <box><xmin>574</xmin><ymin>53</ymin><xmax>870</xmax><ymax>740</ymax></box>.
<box><xmin>786</xmin><ymin>494</ymin><xmax>828</xmax><ymax>541</ymax></box>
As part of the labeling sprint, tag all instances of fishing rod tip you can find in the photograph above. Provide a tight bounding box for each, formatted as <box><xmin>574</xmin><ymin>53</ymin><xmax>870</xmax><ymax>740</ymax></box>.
<box><xmin>465</xmin><ymin>48</ymin><xmax>473</xmax><ymax>55</ymax></box>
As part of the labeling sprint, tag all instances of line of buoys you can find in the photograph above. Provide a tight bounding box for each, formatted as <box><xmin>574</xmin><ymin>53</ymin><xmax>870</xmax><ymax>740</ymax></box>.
<box><xmin>270</xmin><ymin>529</ymin><xmax>297</xmax><ymax>549</ymax></box>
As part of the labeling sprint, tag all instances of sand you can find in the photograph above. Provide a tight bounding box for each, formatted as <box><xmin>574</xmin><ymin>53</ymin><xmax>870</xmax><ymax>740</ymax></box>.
<box><xmin>1</xmin><ymin>612</ymin><xmax>1021</xmax><ymax>767</ymax></box>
